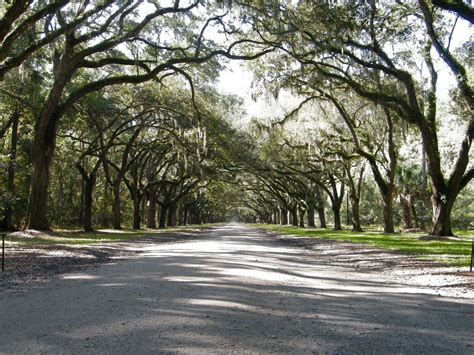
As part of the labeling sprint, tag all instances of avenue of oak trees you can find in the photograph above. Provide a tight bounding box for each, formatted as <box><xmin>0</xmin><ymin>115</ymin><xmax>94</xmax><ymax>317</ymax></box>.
<box><xmin>0</xmin><ymin>0</ymin><xmax>472</xmax><ymax>236</ymax></box>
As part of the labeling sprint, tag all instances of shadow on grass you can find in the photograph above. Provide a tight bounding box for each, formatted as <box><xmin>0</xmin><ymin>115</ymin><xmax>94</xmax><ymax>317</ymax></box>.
<box><xmin>251</xmin><ymin>224</ymin><xmax>473</xmax><ymax>267</ymax></box>
<box><xmin>5</xmin><ymin>224</ymin><xmax>217</xmax><ymax>246</ymax></box>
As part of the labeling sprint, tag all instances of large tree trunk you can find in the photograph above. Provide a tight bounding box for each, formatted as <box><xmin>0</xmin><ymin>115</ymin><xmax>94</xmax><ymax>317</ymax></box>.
<box><xmin>290</xmin><ymin>207</ymin><xmax>298</xmax><ymax>226</ymax></box>
<box><xmin>167</xmin><ymin>203</ymin><xmax>177</xmax><ymax>227</ymax></box>
<box><xmin>102</xmin><ymin>180</ymin><xmax>111</xmax><ymax>227</ymax></box>
<box><xmin>132</xmin><ymin>194</ymin><xmax>141</xmax><ymax>230</ymax></box>
<box><xmin>422</xmin><ymin>118</ymin><xmax>473</xmax><ymax>236</ymax></box>
<box><xmin>431</xmin><ymin>195</ymin><xmax>455</xmax><ymax>236</ymax></box>
<box><xmin>332</xmin><ymin>204</ymin><xmax>342</xmax><ymax>230</ymax></box>
<box><xmin>307</xmin><ymin>205</ymin><xmax>315</xmax><ymax>227</ymax></box>
<box><xmin>188</xmin><ymin>209</ymin><xmax>195</xmax><ymax>224</ymax></box>
<box><xmin>26</xmin><ymin>51</ymin><xmax>73</xmax><ymax>230</ymax></box>
<box><xmin>356</xmin><ymin>109</ymin><xmax>397</xmax><ymax>234</ymax></box>
<box><xmin>350</xmin><ymin>196</ymin><xmax>363</xmax><ymax>232</ymax></box>
<box><xmin>112</xmin><ymin>183</ymin><xmax>122</xmax><ymax>230</ymax></box>
<box><xmin>416</xmin><ymin>89</ymin><xmax>474</xmax><ymax>235</ymax></box>
<box><xmin>159</xmin><ymin>205</ymin><xmax>168</xmax><ymax>228</ymax></box>
<box><xmin>183</xmin><ymin>207</ymin><xmax>188</xmax><ymax>226</ymax></box>
<box><xmin>298</xmin><ymin>205</ymin><xmax>305</xmax><ymax>227</ymax></box>
<box><xmin>314</xmin><ymin>186</ymin><xmax>327</xmax><ymax>228</ymax></box>
<box><xmin>79</xmin><ymin>173</ymin><xmax>85</xmax><ymax>226</ymax></box>
<box><xmin>27</xmin><ymin>145</ymin><xmax>54</xmax><ymax>230</ymax></box>
<box><xmin>83</xmin><ymin>175</ymin><xmax>96</xmax><ymax>232</ymax></box>
<box><xmin>266</xmin><ymin>214</ymin><xmax>272</xmax><ymax>224</ymax></box>
<box><xmin>141</xmin><ymin>194</ymin><xmax>147</xmax><ymax>226</ymax></box>
<box><xmin>317</xmin><ymin>206</ymin><xmax>327</xmax><ymax>228</ymax></box>
<box><xmin>280</xmin><ymin>207</ymin><xmax>288</xmax><ymax>225</ymax></box>
<box><xmin>173</xmin><ymin>204</ymin><xmax>179</xmax><ymax>226</ymax></box>
<box><xmin>382</xmin><ymin>192</ymin><xmax>395</xmax><ymax>233</ymax></box>
<box><xmin>328</xmin><ymin>176</ymin><xmax>344</xmax><ymax>231</ymax></box>
<box><xmin>147</xmin><ymin>189</ymin><xmax>157</xmax><ymax>228</ymax></box>
<box><xmin>77</xmin><ymin>160</ymin><xmax>101</xmax><ymax>232</ymax></box>
<box><xmin>1</xmin><ymin>107</ymin><xmax>19</xmax><ymax>231</ymax></box>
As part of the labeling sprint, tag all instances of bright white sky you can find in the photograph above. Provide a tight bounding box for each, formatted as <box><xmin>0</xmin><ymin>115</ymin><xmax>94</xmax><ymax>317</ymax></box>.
<box><xmin>153</xmin><ymin>1</ymin><xmax>472</xmax><ymax>127</ymax></box>
<box><xmin>216</xmin><ymin>57</ymin><xmax>468</xmax><ymax>127</ymax></box>
<box><xmin>216</xmin><ymin>61</ymin><xmax>301</xmax><ymax>126</ymax></box>
<box><xmin>216</xmin><ymin>18</ymin><xmax>472</xmax><ymax>127</ymax></box>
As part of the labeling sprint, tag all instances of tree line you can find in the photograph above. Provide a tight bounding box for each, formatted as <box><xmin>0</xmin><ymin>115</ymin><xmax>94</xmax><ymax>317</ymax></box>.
<box><xmin>0</xmin><ymin>1</ymin><xmax>472</xmax><ymax>236</ymax></box>
<box><xmin>230</xmin><ymin>0</ymin><xmax>473</xmax><ymax>236</ymax></box>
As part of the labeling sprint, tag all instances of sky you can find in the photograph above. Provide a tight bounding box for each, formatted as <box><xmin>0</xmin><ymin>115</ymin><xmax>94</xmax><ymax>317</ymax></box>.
<box><xmin>216</xmin><ymin>61</ymin><xmax>301</xmax><ymax>126</ymax></box>
<box><xmin>149</xmin><ymin>1</ymin><xmax>472</xmax><ymax>128</ymax></box>
<box><xmin>216</xmin><ymin>58</ymin><xmax>462</xmax><ymax>128</ymax></box>
<box><xmin>215</xmin><ymin>17</ymin><xmax>472</xmax><ymax>127</ymax></box>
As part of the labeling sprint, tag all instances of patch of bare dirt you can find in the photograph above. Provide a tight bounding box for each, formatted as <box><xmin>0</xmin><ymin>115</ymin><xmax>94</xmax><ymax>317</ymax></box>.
<box><xmin>7</xmin><ymin>229</ymin><xmax>55</xmax><ymax>239</ymax></box>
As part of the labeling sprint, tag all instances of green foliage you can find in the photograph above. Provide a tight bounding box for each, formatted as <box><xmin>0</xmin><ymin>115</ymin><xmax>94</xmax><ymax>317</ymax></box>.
<box><xmin>0</xmin><ymin>0</ymin><xmax>472</xmax><ymax>237</ymax></box>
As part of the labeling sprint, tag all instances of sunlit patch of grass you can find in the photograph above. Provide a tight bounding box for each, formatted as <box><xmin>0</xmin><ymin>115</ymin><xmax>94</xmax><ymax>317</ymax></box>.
<box><xmin>250</xmin><ymin>224</ymin><xmax>474</xmax><ymax>267</ymax></box>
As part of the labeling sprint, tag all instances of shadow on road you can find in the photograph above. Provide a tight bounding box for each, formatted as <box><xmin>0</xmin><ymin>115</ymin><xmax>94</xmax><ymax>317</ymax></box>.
<box><xmin>1</xmin><ymin>224</ymin><xmax>473</xmax><ymax>353</ymax></box>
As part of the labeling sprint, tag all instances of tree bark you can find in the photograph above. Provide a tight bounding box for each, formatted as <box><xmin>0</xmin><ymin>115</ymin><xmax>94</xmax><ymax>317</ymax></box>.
<box><xmin>141</xmin><ymin>194</ymin><xmax>147</xmax><ymax>226</ymax></box>
<box><xmin>112</xmin><ymin>182</ymin><xmax>121</xmax><ymax>229</ymax></box>
<box><xmin>159</xmin><ymin>205</ymin><xmax>168</xmax><ymax>228</ymax></box>
<box><xmin>290</xmin><ymin>207</ymin><xmax>298</xmax><ymax>226</ymax></box>
<box><xmin>307</xmin><ymin>205</ymin><xmax>315</xmax><ymax>227</ymax></box>
<box><xmin>82</xmin><ymin>175</ymin><xmax>96</xmax><ymax>232</ymax></box>
<box><xmin>317</xmin><ymin>207</ymin><xmax>326</xmax><ymax>228</ymax></box>
<box><xmin>421</xmin><ymin>118</ymin><xmax>474</xmax><ymax>236</ymax></box>
<box><xmin>132</xmin><ymin>194</ymin><xmax>141</xmax><ymax>230</ymax></box>
<box><xmin>76</xmin><ymin>160</ymin><xmax>100</xmax><ymax>232</ymax></box>
<box><xmin>79</xmin><ymin>172</ymin><xmax>85</xmax><ymax>226</ymax></box>
<box><xmin>431</xmin><ymin>195</ymin><xmax>455</xmax><ymax>236</ymax></box>
<box><xmin>332</xmin><ymin>204</ymin><xmax>342</xmax><ymax>230</ymax></box>
<box><xmin>183</xmin><ymin>207</ymin><xmax>188</xmax><ymax>226</ymax></box>
<box><xmin>280</xmin><ymin>207</ymin><xmax>288</xmax><ymax>225</ymax></box>
<box><xmin>1</xmin><ymin>107</ymin><xmax>19</xmax><ymax>231</ymax></box>
<box><xmin>314</xmin><ymin>185</ymin><xmax>327</xmax><ymax>228</ymax></box>
<box><xmin>350</xmin><ymin>196</ymin><xmax>363</xmax><ymax>232</ymax></box>
<box><xmin>27</xmin><ymin>147</ymin><xmax>54</xmax><ymax>230</ymax></box>
<box><xmin>147</xmin><ymin>189</ymin><xmax>157</xmax><ymax>228</ymax></box>
<box><xmin>298</xmin><ymin>205</ymin><xmax>305</xmax><ymax>227</ymax></box>
<box><xmin>26</xmin><ymin>48</ymin><xmax>73</xmax><ymax>230</ymax></box>
<box><xmin>382</xmin><ymin>193</ymin><xmax>395</xmax><ymax>233</ymax></box>
<box><xmin>167</xmin><ymin>203</ymin><xmax>177</xmax><ymax>227</ymax></box>
<box><xmin>266</xmin><ymin>214</ymin><xmax>272</xmax><ymax>224</ymax></box>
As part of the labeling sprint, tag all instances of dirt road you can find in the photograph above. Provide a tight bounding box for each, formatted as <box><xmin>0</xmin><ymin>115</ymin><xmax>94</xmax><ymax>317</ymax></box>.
<box><xmin>1</xmin><ymin>224</ymin><xmax>473</xmax><ymax>354</ymax></box>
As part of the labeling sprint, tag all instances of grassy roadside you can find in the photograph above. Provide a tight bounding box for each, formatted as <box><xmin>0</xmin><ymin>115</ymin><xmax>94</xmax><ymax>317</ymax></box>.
<box><xmin>4</xmin><ymin>224</ymin><xmax>217</xmax><ymax>247</ymax></box>
<box><xmin>250</xmin><ymin>224</ymin><xmax>474</xmax><ymax>267</ymax></box>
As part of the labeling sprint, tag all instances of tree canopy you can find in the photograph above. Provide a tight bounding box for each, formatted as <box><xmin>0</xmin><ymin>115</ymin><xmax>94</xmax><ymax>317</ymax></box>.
<box><xmin>1</xmin><ymin>0</ymin><xmax>472</xmax><ymax>237</ymax></box>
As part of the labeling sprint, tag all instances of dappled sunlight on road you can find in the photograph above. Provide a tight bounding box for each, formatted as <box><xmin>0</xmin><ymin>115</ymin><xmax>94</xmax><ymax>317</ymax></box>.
<box><xmin>1</xmin><ymin>223</ymin><xmax>473</xmax><ymax>353</ymax></box>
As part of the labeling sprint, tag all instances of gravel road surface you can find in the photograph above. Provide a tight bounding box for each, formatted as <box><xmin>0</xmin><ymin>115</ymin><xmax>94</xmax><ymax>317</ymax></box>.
<box><xmin>1</xmin><ymin>224</ymin><xmax>473</xmax><ymax>354</ymax></box>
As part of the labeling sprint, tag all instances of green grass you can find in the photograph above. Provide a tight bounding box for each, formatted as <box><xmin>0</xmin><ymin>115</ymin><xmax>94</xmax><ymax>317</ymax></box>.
<box><xmin>250</xmin><ymin>224</ymin><xmax>474</xmax><ymax>267</ymax></box>
<box><xmin>5</xmin><ymin>224</ymin><xmax>215</xmax><ymax>247</ymax></box>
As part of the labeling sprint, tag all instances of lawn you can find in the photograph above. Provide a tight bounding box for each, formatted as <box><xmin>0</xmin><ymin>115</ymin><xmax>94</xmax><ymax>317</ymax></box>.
<box><xmin>250</xmin><ymin>224</ymin><xmax>474</xmax><ymax>267</ymax></box>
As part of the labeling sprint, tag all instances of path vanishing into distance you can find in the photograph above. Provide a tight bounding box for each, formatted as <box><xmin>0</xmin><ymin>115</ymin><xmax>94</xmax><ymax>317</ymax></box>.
<box><xmin>1</xmin><ymin>224</ymin><xmax>473</xmax><ymax>354</ymax></box>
